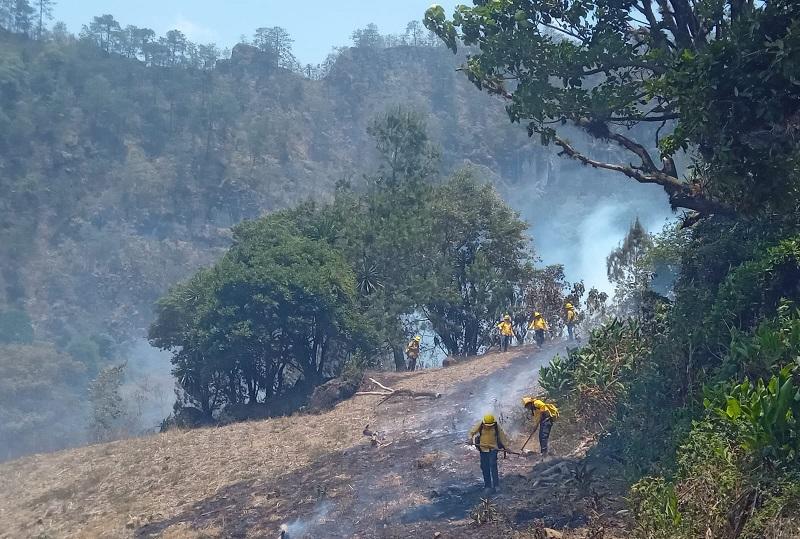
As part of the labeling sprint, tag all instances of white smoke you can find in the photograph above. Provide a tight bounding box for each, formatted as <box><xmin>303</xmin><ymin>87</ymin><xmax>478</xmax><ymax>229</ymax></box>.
<box><xmin>503</xmin><ymin>150</ymin><xmax>677</xmax><ymax>294</ymax></box>
<box><xmin>119</xmin><ymin>338</ymin><xmax>174</xmax><ymax>433</ymax></box>
<box><xmin>279</xmin><ymin>501</ymin><xmax>333</xmax><ymax>538</ymax></box>
<box><xmin>537</xmin><ymin>201</ymin><xmax>675</xmax><ymax>294</ymax></box>
<box><xmin>452</xmin><ymin>346</ymin><xmax>564</xmax><ymax>437</ymax></box>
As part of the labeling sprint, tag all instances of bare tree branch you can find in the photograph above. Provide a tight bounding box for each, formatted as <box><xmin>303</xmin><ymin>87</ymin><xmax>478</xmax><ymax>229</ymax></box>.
<box><xmin>355</xmin><ymin>378</ymin><xmax>442</xmax><ymax>406</ymax></box>
<box><xmin>609</xmin><ymin>113</ymin><xmax>679</xmax><ymax>122</ymax></box>
<box><xmin>481</xmin><ymin>52</ymin><xmax>729</xmax><ymax>217</ymax></box>
<box><xmin>552</xmin><ymin>134</ymin><xmax>732</xmax><ymax>215</ymax></box>
<box><xmin>573</xmin><ymin>118</ymin><xmax>660</xmax><ymax>172</ymax></box>
<box><xmin>541</xmin><ymin>22</ymin><xmax>589</xmax><ymax>43</ymax></box>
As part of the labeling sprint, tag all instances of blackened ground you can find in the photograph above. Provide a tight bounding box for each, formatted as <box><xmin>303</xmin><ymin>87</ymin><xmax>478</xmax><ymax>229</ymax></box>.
<box><xmin>138</xmin><ymin>343</ymin><xmax>630</xmax><ymax>539</ymax></box>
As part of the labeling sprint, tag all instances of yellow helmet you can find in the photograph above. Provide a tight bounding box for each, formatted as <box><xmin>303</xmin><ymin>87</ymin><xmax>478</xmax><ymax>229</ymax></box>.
<box><xmin>482</xmin><ymin>414</ymin><xmax>496</xmax><ymax>425</ymax></box>
<box><xmin>534</xmin><ymin>312</ymin><xmax>542</xmax><ymax>318</ymax></box>
<box><xmin>503</xmin><ymin>314</ymin><xmax>511</xmax><ymax>321</ymax></box>
<box><xmin>565</xmin><ymin>302</ymin><xmax>574</xmax><ymax>309</ymax></box>
<box><xmin>414</xmin><ymin>335</ymin><xmax>422</xmax><ymax>342</ymax></box>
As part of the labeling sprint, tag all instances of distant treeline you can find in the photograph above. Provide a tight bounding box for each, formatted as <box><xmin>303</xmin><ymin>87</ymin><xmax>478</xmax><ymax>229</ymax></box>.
<box><xmin>0</xmin><ymin>2</ymin><xmax>444</xmax><ymax>78</ymax></box>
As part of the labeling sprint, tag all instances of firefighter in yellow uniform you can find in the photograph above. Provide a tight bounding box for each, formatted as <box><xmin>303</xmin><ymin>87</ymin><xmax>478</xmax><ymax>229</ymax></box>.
<box><xmin>468</xmin><ymin>414</ymin><xmax>510</xmax><ymax>491</ymax></box>
<box><xmin>522</xmin><ymin>397</ymin><xmax>559</xmax><ymax>455</ymax></box>
<box><xmin>497</xmin><ymin>314</ymin><xmax>514</xmax><ymax>352</ymax></box>
<box><xmin>529</xmin><ymin>312</ymin><xmax>549</xmax><ymax>348</ymax></box>
<box><xmin>405</xmin><ymin>335</ymin><xmax>421</xmax><ymax>371</ymax></box>
<box><xmin>565</xmin><ymin>302</ymin><xmax>577</xmax><ymax>341</ymax></box>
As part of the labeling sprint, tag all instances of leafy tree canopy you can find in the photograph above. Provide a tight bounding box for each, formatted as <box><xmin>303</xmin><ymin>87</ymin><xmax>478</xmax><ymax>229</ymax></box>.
<box><xmin>149</xmin><ymin>218</ymin><xmax>363</xmax><ymax>417</ymax></box>
<box><xmin>425</xmin><ymin>0</ymin><xmax>800</xmax><ymax>217</ymax></box>
<box><xmin>150</xmin><ymin>109</ymin><xmax>547</xmax><ymax>416</ymax></box>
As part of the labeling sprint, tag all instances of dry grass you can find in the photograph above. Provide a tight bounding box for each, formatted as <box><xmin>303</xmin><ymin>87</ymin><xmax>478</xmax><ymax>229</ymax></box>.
<box><xmin>0</xmin><ymin>348</ymin><xmax>529</xmax><ymax>539</ymax></box>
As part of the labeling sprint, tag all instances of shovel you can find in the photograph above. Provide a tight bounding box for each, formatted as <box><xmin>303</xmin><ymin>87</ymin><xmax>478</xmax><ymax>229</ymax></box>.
<box><xmin>519</xmin><ymin>428</ymin><xmax>539</xmax><ymax>457</ymax></box>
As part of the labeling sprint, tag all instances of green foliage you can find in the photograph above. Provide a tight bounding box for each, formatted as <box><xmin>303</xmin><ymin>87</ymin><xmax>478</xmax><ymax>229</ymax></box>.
<box><xmin>707</xmin><ymin>367</ymin><xmax>800</xmax><ymax>465</ymax></box>
<box><xmin>632</xmin><ymin>405</ymin><xmax>800</xmax><ymax>538</ymax></box>
<box><xmin>0</xmin><ymin>16</ymin><xmax>540</xmax><ymax>348</ymax></box>
<box><xmin>426</xmin><ymin>1</ymin><xmax>800</xmax><ymax>215</ymax></box>
<box><xmin>88</xmin><ymin>362</ymin><xmax>129</xmax><ymax>442</ymax></box>
<box><xmin>424</xmin><ymin>170</ymin><xmax>533</xmax><ymax>356</ymax></box>
<box><xmin>150</xmin><ymin>218</ymin><xmax>363</xmax><ymax>417</ymax></box>
<box><xmin>367</xmin><ymin>106</ymin><xmax>440</xmax><ymax>187</ymax></box>
<box><xmin>150</xmin><ymin>110</ymin><xmax>542</xmax><ymax>415</ymax></box>
<box><xmin>631</xmin><ymin>304</ymin><xmax>800</xmax><ymax>536</ymax></box>
<box><xmin>607</xmin><ymin>219</ymin><xmax>655</xmax><ymax>318</ymax></box>
<box><xmin>538</xmin><ymin>353</ymin><xmax>575</xmax><ymax>396</ymax></box>
<box><xmin>660</xmin><ymin>3</ymin><xmax>800</xmax><ymax>214</ymax></box>
<box><xmin>718</xmin><ymin>304</ymin><xmax>800</xmax><ymax>381</ymax></box>
<box><xmin>519</xmin><ymin>264</ymin><xmax>584</xmax><ymax>341</ymax></box>
<box><xmin>630</xmin><ymin>423</ymin><xmax>744</xmax><ymax>538</ymax></box>
<box><xmin>629</xmin><ymin>477</ymin><xmax>681</xmax><ymax>539</ymax></box>
<box><xmin>540</xmin><ymin>318</ymin><xmax>653</xmax><ymax>419</ymax></box>
<box><xmin>711</xmin><ymin>236</ymin><xmax>800</xmax><ymax>342</ymax></box>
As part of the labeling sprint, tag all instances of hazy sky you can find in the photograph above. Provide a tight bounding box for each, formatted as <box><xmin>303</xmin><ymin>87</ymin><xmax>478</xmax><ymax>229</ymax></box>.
<box><xmin>53</xmin><ymin>1</ymin><xmax>461</xmax><ymax>64</ymax></box>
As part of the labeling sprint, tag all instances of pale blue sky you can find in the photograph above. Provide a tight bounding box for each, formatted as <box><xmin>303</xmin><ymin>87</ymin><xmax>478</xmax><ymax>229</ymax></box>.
<box><xmin>53</xmin><ymin>1</ymin><xmax>461</xmax><ymax>64</ymax></box>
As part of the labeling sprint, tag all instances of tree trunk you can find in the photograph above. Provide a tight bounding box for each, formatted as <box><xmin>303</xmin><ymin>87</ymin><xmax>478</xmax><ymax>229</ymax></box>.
<box><xmin>392</xmin><ymin>345</ymin><xmax>407</xmax><ymax>371</ymax></box>
<box><xmin>247</xmin><ymin>378</ymin><xmax>258</xmax><ymax>404</ymax></box>
<box><xmin>464</xmin><ymin>319</ymin><xmax>479</xmax><ymax>356</ymax></box>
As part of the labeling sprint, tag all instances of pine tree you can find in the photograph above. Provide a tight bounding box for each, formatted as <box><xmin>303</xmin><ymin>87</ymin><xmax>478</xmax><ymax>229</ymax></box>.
<box><xmin>12</xmin><ymin>0</ymin><xmax>34</xmax><ymax>35</ymax></box>
<box><xmin>33</xmin><ymin>0</ymin><xmax>54</xmax><ymax>39</ymax></box>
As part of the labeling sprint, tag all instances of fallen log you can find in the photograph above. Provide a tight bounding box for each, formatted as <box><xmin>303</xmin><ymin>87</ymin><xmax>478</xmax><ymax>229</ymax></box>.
<box><xmin>354</xmin><ymin>378</ymin><xmax>441</xmax><ymax>405</ymax></box>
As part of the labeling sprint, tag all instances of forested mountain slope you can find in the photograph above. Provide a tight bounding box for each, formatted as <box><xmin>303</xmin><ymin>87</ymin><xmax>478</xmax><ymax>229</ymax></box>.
<box><xmin>0</xmin><ymin>22</ymin><xmax>666</xmax><ymax>460</ymax></box>
<box><xmin>0</xmin><ymin>29</ymin><xmax>662</xmax><ymax>344</ymax></box>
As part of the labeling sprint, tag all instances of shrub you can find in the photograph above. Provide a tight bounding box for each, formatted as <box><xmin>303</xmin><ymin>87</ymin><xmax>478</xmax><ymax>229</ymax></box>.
<box><xmin>706</xmin><ymin>367</ymin><xmax>800</xmax><ymax>467</ymax></box>
<box><xmin>631</xmin><ymin>410</ymin><xmax>800</xmax><ymax>539</ymax></box>
<box><xmin>629</xmin><ymin>476</ymin><xmax>681</xmax><ymax>539</ymax></box>
<box><xmin>539</xmin><ymin>318</ymin><xmax>653</xmax><ymax>421</ymax></box>
<box><xmin>632</xmin><ymin>320</ymin><xmax>800</xmax><ymax>538</ymax></box>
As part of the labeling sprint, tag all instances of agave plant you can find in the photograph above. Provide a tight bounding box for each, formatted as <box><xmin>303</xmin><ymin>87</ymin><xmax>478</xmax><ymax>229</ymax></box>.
<box><xmin>709</xmin><ymin>367</ymin><xmax>800</xmax><ymax>465</ymax></box>
<box><xmin>356</xmin><ymin>258</ymin><xmax>383</xmax><ymax>296</ymax></box>
<box><xmin>540</xmin><ymin>353</ymin><xmax>576</xmax><ymax>396</ymax></box>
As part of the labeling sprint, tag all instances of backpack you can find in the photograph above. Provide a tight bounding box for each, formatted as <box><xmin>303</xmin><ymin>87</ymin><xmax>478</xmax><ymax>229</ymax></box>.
<box><xmin>474</xmin><ymin>423</ymin><xmax>503</xmax><ymax>449</ymax></box>
<box><xmin>543</xmin><ymin>402</ymin><xmax>560</xmax><ymax>420</ymax></box>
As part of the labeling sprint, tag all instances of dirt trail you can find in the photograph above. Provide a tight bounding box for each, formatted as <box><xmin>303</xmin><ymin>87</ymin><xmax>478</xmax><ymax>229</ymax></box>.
<box><xmin>340</xmin><ymin>343</ymin><xmax>569</xmax><ymax>537</ymax></box>
<box><xmin>0</xmin><ymin>343</ymin><xmax>628</xmax><ymax>539</ymax></box>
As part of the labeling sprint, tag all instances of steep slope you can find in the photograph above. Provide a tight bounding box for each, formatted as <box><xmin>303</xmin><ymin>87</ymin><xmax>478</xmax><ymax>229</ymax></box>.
<box><xmin>0</xmin><ymin>31</ymin><xmax>671</xmax><ymax>462</ymax></box>
<box><xmin>1</xmin><ymin>34</ymin><xmax>666</xmax><ymax>344</ymax></box>
<box><xmin>0</xmin><ymin>344</ymin><xmax>628</xmax><ymax>538</ymax></box>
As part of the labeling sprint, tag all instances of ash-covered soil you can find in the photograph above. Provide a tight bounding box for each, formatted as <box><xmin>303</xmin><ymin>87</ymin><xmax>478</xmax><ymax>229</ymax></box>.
<box><xmin>0</xmin><ymin>344</ymin><xmax>631</xmax><ymax>539</ymax></box>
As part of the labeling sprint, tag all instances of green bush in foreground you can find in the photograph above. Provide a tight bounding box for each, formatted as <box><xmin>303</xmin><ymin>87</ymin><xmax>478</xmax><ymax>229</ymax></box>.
<box><xmin>632</xmin><ymin>312</ymin><xmax>800</xmax><ymax>538</ymax></box>
<box><xmin>540</xmin><ymin>318</ymin><xmax>655</xmax><ymax>422</ymax></box>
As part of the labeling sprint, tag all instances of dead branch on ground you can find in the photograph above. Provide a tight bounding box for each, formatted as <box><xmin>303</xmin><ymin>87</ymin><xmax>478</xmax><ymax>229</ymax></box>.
<box><xmin>355</xmin><ymin>378</ymin><xmax>441</xmax><ymax>406</ymax></box>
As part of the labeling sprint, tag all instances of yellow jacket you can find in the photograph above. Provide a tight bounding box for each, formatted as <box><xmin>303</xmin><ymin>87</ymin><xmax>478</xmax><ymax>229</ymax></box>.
<box><xmin>566</xmin><ymin>308</ymin><xmax>577</xmax><ymax>324</ymax></box>
<box><xmin>497</xmin><ymin>320</ymin><xmax>514</xmax><ymax>337</ymax></box>
<box><xmin>529</xmin><ymin>317</ymin><xmax>549</xmax><ymax>331</ymax></box>
<box><xmin>469</xmin><ymin>421</ymin><xmax>510</xmax><ymax>452</ymax></box>
<box><xmin>405</xmin><ymin>340</ymin><xmax>420</xmax><ymax>358</ymax></box>
<box><xmin>528</xmin><ymin>399</ymin><xmax>559</xmax><ymax>428</ymax></box>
